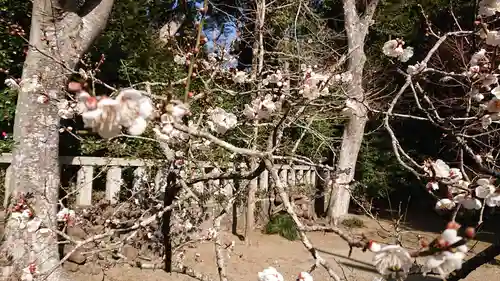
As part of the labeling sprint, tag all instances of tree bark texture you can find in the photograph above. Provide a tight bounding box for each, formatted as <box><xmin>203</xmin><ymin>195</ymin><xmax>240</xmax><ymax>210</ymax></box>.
<box><xmin>0</xmin><ymin>1</ymin><xmax>114</xmax><ymax>281</ymax></box>
<box><xmin>326</xmin><ymin>0</ymin><xmax>379</xmax><ymax>221</ymax></box>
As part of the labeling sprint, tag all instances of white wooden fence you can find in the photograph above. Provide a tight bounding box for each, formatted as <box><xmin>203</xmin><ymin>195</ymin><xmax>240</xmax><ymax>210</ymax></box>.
<box><xmin>0</xmin><ymin>153</ymin><xmax>317</xmax><ymax>208</ymax></box>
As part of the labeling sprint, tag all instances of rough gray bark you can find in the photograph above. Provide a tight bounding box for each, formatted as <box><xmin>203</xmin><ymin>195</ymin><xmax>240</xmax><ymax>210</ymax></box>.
<box><xmin>326</xmin><ymin>0</ymin><xmax>379</xmax><ymax>221</ymax></box>
<box><xmin>0</xmin><ymin>1</ymin><xmax>114</xmax><ymax>281</ymax></box>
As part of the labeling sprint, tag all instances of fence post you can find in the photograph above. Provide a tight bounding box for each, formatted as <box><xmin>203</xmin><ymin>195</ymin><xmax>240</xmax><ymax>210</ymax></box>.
<box><xmin>279</xmin><ymin>169</ymin><xmax>288</xmax><ymax>187</ymax></box>
<box><xmin>288</xmin><ymin>166</ymin><xmax>296</xmax><ymax>187</ymax></box>
<box><xmin>304</xmin><ymin>169</ymin><xmax>312</xmax><ymax>185</ymax></box>
<box><xmin>76</xmin><ymin>166</ymin><xmax>94</xmax><ymax>206</ymax></box>
<box><xmin>296</xmin><ymin>169</ymin><xmax>304</xmax><ymax>185</ymax></box>
<box><xmin>106</xmin><ymin>166</ymin><xmax>122</xmax><ymax>204</ymax></box>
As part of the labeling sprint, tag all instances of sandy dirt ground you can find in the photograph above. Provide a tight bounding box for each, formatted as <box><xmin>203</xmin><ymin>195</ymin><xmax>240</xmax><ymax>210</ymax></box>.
<box><xmin>68</xmin><ymin>214</ymin><xmax>500</xmax><ymax>281</ymax></box>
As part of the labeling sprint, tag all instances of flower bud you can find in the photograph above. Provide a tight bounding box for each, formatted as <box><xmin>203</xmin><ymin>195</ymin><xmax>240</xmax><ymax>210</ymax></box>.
<box><xmin>419</xmin><ymin>239</ymin><xmax>429</xmax><ymax>248</ymax></box>
<box><xmin>367</xmin><ymin>240</ymin><xmax>381</xmax><ymax>252</ymax></box>
<box><xmin>437</xmin><ymin>238</ymin><xmax>447</xmax><ymax>248</ymax></box>
<box><xmin>465</xmin><ymin>227</ymin><xmax>475</xmax><ymax>239</ymax></box>
<box><xmin>36</xmin><ymin>95</ymin><xmax>49</xmax><ymax>104</ymax></box>
<box><xmin>68</xmin><ymin>81</ymin><xmax>83</xmax><ymax>92</ymax></box>
<box><xmin>447</xmin><ymin>221</ymin><xmax>461</xmax><ymax>230</ymax></box>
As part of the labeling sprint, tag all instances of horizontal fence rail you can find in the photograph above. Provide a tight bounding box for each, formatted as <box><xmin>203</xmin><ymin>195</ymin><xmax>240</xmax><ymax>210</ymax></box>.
<box><xmin>0</xmin><ymin>153</ymin><xmax>318</xmax><ymax>208</ymax></box>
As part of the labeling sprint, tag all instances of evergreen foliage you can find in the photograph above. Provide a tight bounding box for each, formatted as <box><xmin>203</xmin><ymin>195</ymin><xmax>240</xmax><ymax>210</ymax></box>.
<box><xmin>0</xmin><ymin>0</ymin><xmax>476</xmax><ymax>201</ymax></box>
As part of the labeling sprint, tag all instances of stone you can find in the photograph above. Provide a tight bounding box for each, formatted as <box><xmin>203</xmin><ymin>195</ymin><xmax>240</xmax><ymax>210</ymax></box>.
<box><xmin>90</xmin><ymin>262</ymin><xmax>102</xmax><ymax>275</ymax></box>
<box><xmin>63</xmin><ymin>245</ymin><xmax>86</xmax><ymax>264</ymax></box>
<box><xmin>97</xmin><ymin>252</ymin><xmax>106</xmax><ymax>260</ymax></box>
<box><xmin>67</xmin><ymin>225</ymin><xmax>86</xmax><ymax>239</ymax></box>
<box><xmin>122</xmin><ymin>245</ymin><xmax>139</xmax><ymax>260</ymax></box>
<box><xmin>89</xmin><ymin>225</ymin><xmax>104</xmax><ymax>234</ymax></box>
<box><xmin>63</xmin><ymin>262</ymin><xmax>79</xmax><ymax>272</ymax></box>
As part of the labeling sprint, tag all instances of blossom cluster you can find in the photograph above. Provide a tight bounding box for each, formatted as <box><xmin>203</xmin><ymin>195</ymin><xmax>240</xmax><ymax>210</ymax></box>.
<box><xmin>380</xmin><ymin>1</ymin><xmax>500</xmax><ymax>215</ymax></box>
<box><xmin>257</xmin><ymin>267</ymin><xmax>313</xmax><ymax>281</ymax></box>
<box><xmin>382</xmin><ymin>39</ymin><xmax>414</xmax><ymax>62</ymax></box>
<box><xmin>423</xmin><ymin>159</ymin><xmax>500</xmax><ymax>210</ymax></box>
<box><xmin>299</xmin><ymin>65</ymin><xmax>352</xmax><ymax>100</ymax></box>
<box><xmin>73</xmin><ymin>89</ymin><xmax>154</xmax><ymax>138</ymax></box>
<box><xmin>367</xmin><ymin>222</ymin><xmax>473</xmax><ymax>280</ymax></box>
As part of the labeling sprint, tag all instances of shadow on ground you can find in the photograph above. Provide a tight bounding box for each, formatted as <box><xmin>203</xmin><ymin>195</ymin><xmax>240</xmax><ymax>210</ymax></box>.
<box><xmin>348</xmin><ymin>189</ymin><xmax>500</xmax><ymax>245</ymax></box>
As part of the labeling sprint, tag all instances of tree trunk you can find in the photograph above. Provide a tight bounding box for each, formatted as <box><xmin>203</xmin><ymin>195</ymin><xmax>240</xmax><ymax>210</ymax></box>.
<box><xmin>327</xmin><ymin>114</ymin><xmax>367</xmax><ymax>220</ymax></box>
<box><xmin>245</xmin><ymin>0</ymin><xmax>265</xmax><ymax>243</ymax></box>
<box><xmin>244</xmin><ymin>162</ymin><xmax>258</xmax><ymax>244</ymax></box>
<box><xmin>326</xmin><ymin>0</ymin><xmax>378</xmax><ymax>222</ymax></box>
<box><xmin>0</xmin><ymin>1</ymin><xmax>114</xmax><ymax>280</ymax></box>
<box><xmin>315</xmin><ymin>151</ymin><xmax>334</xmax><ymax>217</ymax></box>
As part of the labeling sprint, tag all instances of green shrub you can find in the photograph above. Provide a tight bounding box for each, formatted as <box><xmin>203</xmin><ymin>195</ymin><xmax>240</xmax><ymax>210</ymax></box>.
<box><xmin>341</xmin><ymin>217</ymin><xmax>365</xmax><ymax>229</ymax></box>
<box><xmin>263</xmin><ymin>213</ymin><xmax>298</xmax><ymax>241</ymax></box>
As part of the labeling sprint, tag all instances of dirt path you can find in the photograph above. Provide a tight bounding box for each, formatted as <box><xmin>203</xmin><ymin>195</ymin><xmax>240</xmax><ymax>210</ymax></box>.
<box><xmin>68</xmin><ymin>215</ymin><xmax>500</xmax><ymax>281</ymax></box>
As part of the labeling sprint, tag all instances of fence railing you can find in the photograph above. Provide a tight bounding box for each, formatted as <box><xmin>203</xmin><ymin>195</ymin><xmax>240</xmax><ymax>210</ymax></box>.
<box><xmin>0</xmin><ymin>153</ymin><xmax>317</xmax><ymax>208</ymax></box>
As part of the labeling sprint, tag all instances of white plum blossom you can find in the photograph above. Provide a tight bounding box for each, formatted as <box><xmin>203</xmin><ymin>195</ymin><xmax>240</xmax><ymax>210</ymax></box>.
<box><xmin>115</xmin><ymin>89</ymin><xmax>154</xmax><ymax>135</ymax></box>
<box><xmin>478</xmin><ymin>0</ymin><xmax>500</xmax><ymax>17</ymax></box>
<box><xmin>262</xmin><ymin>71</ymin><xmax>283</xmax><ymax>85</ymax></box>
<box><xmin>340</xmin><ymin>71</ymin><xmax>353</xmax><ymax>83</ymax></box>
<box><xmin>399</xmin><ymin>47</ymin><xmax>414</xmax><ymax>62</ymax></box>
<box><xmin>435</xmin><ymin>198</ymin><xmax>456</xmax><ymax>211</ymax></box>
<box><xmin>492</xmin><ymin>86</ymin><xmax>500</xmax><ymax>99</ymax></box>
<box><xmin>78</xmin><ymin>89</ymin><xmax>154</xmax><ymax>138</ymax></box>
<box><xmin>422</xmin><ymin>228</ymin><xmax>468</xmax><ymax>279</ymax></box>
<box><xmin>36</xmin><ymin>95</ymin><xmax>48</xmax><ymax>104</ymax></box>
<box><xmin>475</xmin><ymin>178</ymin><xmax>500</xmax><ymax>207</ymax></box>
<box><xmin>207</xmin><ymin>107</ymin><xmax>237</xmax><ymax>134</ymax></box>
<box><xmin>407</xmin><ymin>62</ymin><xmax>426</xmax><ymax>75</ymax></box>
<box><xmin>233</xmin><ymin>71</ymin><xmax>248</xmax><ymax>84</ymax></box>
<box><xmin>165</xmin><ymin>101</ymin><xmax>191</xmax><ymax>123</ymax></box>
<box><xmin>469</xmin><ymin>88</ymin><xmax>484</xmax><ymax>102</ymax></box>
<box><xmin>81</xmin><ymin>97</ymin><xmax>122</xmax><ymax>138</ymax></box>
<box><xmin>10</xmin><ymin>208</ymin><xmax>41</xmax><ymax>232</ymax></box>
<box><xmin>368</xmin><ymin>242</ymin><xmax>412</xmax><ymax>279</ymax></box>
<box><xmin>448</xmin><ymin>180</ymin><xmax>471</xmax><ymax>195</ymax></box>
<box><xmin>426</xmin><ymin>181</ymin><xmax>439</xmax><ymax>191</ymax></box>
<box><xmin>299</xmin><ymin>66</ymin><xmax>339</xmax><ymax>99</ymax></box>
<box><xmin>4</xmin><ymin>78</ymin><xmax>19</xmax><ymax>90</ymax></box>
<box><xmin>481</xmin><ymin>74</ymin><xmax>498</xmax><ymax>90</ymax></box>
<box><xmin>424</xmin><ymin>159</ymin><xmax>462</xmax><ymax>182</ymax></box>
<box><xmin>486</xmin><ymin>98</ymin><xmax>500</xmax><ymax>112</ymax></box>
<box><xmin>57</xmin><ymin>208</ymin><xmax>76</xmax><ymax>223</ymax></box>
<box><xmin>300</xmin><ymin>72</ymin><xmax>331</xmax><ymax>100</ymax></box>
<box><xmin>296</xmin><ymin>272</ymin><xmax>313</xmax><ymax>281</ymax></box>
<box><xmin>481</xmin><ymin>113</ymin><xmax>500</xmax><ymax>129</ymax></box>
<box><xmin>383</xmin><ymin>40</ymin><xmax>403</xmax><ymax>57</ymax></box>
<box><xmin>174</xmin><ymin>54</ymin><xmax>187</xmax><ymax>65</ymax></box>
<box><xmin>453</xmin><ymin>194</ymin><xmax>482</xmax><ymax>210</ymax></box>
<box><xmin>258</xmin><ymin>267</ymin><xmax>284</xmax><ymax>281</ymax></box>
<box><xmin>482</xmin><ymin>97</ymin><xmax>500</xmax><ymax>128</ymax></box>
<box><xmin>56</xmin><ymin>100</ymin><xmax>76</xmax><ymax>119</ymax></box>
<box><xmin>382</xmin><ymin>39</ymin><xmax>414</xmax><ymax>62</ymax></box>
<box><xmin>243</xmin><ymin>94</ymin><xmax>281</xmax><ymax>120</ymax></box>
<box><xmin>21</xmin><ymin>264</ymin><xmax>39</xmax><ymax>281</ymax></box>
<box><xmin>424</xmin><ymin>251</ymin><xmax>466</xmax><ymax>279</ymax></box>
<box><xmin>470</xmin><ymin>49</ymin><xmax>489</xmax><ymax>68</ymax></box>
<box><xmin>154</xmin><ymin>119</ymin><xmax>189</xmax><ymax>145</ymax></box>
